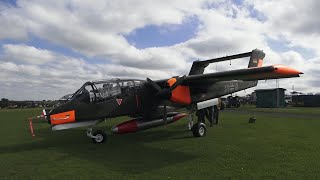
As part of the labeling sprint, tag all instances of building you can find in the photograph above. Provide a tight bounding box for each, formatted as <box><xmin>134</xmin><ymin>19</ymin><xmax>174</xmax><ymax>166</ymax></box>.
<box><xmin>249</xmin><ymin>92</ymin><xmax>257</xmax><ymax>105</ymax></box>
<box><xmin>255</xmin><ymin>88</ymin><xmax>286</xmax><ymax>108</ymax></box>
<box><xmin>292</xmin><ymin>95</ymin><xmax>320</xmax><ymax>107</ymax></box>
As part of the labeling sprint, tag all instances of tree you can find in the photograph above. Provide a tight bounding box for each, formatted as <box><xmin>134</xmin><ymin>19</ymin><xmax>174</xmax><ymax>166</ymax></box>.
<box><xmin>0</xmin><ymin>98</ymin><xmax>9</xmax><ymax>108</ymax></box>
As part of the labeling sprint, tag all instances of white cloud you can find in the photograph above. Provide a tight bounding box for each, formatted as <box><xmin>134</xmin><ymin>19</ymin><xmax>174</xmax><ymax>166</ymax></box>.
<box><xmin>0</xmin><ymin>0</ymin><xmax>319</xmax><ymax>100</ymax></box>
<box><xmin>0</xmin><ymin>0</ymin><xmax>207</xmax><ymax>70</ymax></box>
<box><xmin>0</xmin><ymin>3</ymin><xmax>28</xmax><ymax>40</ymax></box>
<box><xmin>245</xmin><ymin>0</ymin><xmax>320</xmax><ymax>55</ymax></box>
<box><xmin>2</xmin><ymin>44</ymin><xmax>56</xmax><ymax>64</ymax></box>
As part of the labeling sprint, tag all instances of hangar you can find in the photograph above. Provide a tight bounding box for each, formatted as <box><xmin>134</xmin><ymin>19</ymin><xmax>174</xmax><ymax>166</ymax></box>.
<box><xmin>292</xmin><ymin>95</ymin><xmax>320</xmax><ymax>107</ymax></box>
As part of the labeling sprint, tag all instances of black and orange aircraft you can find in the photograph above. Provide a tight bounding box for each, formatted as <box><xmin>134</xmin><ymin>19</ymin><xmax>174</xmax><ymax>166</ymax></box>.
<box><xmin>37</xmin><ymin>49</ymin><xmax>302</xmax><ymax>143</ymax></box>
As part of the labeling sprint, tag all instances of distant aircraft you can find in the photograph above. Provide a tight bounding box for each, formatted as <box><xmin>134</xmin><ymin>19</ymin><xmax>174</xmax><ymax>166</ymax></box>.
<box><xmin>35</xmin><ymin>49</ymin><xmax>302</xmax><ymax>143</ymax></box>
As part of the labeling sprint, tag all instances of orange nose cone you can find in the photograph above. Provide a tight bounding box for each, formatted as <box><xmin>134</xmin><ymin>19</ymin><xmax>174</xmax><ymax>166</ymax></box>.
<box><xmin>273</xmin><ymin>65</ymin><xmax>303</xmax><ymax>75</ymax></box>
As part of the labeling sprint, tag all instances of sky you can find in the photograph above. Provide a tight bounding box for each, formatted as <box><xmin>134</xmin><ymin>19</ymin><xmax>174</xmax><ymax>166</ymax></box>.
<box><xmin>0</xmin><ymin>0</ymin><xmax>319</xmax><ymax>100</ymax></box>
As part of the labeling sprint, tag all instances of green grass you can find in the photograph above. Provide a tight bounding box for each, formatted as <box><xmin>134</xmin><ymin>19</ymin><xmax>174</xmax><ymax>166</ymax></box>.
<box><xmin>238</xmin><ymin>104</ymin><xmax>320</xmax><ymax>115</ymax></box>
<box><xmin>1</xmin><ymin>108</ymin><xmax>320</xmax><ymax>179</ymax></box>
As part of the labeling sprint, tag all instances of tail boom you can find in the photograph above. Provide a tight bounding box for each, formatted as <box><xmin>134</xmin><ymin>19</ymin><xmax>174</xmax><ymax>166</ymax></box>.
<box><xmin>247</xmin><ymin>64</ymin><xmax>303</xmax><ymax>80</ymax></box>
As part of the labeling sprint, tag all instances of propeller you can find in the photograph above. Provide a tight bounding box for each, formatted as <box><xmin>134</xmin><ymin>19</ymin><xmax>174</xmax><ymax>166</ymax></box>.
<box><xmin>147</xmin><ymin>75</ymin><xmax>186</xmax><ymax>99</ymax></box>
<box><xmin>146</xmin><ymin>75</ymin><xmax>186</xmax><ymax>124</ymax></box>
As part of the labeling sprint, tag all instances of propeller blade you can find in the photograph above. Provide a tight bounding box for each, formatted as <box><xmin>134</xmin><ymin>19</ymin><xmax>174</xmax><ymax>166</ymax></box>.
<box><xmin>146</xmin><ymin>78</ymin><xmax>162</xmax><ymax>92</ymax></box>
<box><xmin>168</xmin><ymin>75</ymin><xmax>186</xmax><ymax>92</ymax></box>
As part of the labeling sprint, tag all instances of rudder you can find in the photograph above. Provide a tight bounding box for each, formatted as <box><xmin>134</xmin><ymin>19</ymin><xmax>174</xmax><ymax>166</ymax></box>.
<box><xmin>248</xmin><ymin>49</ymin><xmax>265</xmax><ymax>68</ymax></box>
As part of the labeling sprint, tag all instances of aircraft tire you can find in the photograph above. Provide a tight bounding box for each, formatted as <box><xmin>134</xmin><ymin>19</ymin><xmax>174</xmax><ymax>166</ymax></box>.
<box><xmin>192</xmin><ymin>123</ymin><xmax>206</xmax><ymax>137</ymax></box>
<box><xmin>91</xmin><ymin>130</ymin><xmax>107</xmax><ymax>144</ymax></box>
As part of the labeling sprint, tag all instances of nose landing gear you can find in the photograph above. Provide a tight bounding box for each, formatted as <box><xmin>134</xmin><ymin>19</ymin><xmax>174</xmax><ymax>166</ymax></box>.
<box><xmin>86</xmin><ymin>128</ymin><xmax>107</xmax><ymax>143</ymax></box>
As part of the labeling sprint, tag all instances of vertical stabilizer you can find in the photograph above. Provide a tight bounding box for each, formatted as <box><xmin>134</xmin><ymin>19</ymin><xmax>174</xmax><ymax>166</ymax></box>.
<box><xmin>248</xmin><ymin>49</ymin><xmax>265</xmax><ymax>68</ymax></box>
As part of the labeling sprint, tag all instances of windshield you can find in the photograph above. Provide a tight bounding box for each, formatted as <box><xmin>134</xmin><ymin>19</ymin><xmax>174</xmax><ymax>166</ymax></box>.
<box><xmin>70</xmin><ymin>82</ymin><xmax>95</xmax><ymax>103</ymax></box>
<box><xmin>59</xmin><ymin>94</ymin><xmax>73</xmax><ymax>101</ymax></box>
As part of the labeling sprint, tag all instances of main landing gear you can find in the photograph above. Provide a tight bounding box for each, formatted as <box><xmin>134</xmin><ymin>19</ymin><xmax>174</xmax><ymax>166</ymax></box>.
<box><xmin>191</xmin><ymin>122</ymin><xmax>207</xmax><ymax>137</ymax></box>
<box><xmin>86</xmin><ymin>128</ymin><xmax>107</xmax><ymax>144</ymax></box>
<box><xmin>188</xmin><ymin>111</ymin><xmax>207</xmax><ymax>137</ymax></box>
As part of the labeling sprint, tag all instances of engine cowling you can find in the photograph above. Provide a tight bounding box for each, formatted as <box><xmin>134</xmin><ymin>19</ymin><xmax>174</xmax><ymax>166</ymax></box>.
<box><xmin>167</xmin><ymin>78</ymin><xmax>191</xmax><ymax>105</ymax></box>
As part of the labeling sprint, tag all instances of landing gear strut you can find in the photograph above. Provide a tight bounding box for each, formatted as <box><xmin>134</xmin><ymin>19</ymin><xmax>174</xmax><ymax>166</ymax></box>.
<box><xmin>86</xmin><ymin>128</ymin><xmax>107</xmax><ymax>144</ymax></box>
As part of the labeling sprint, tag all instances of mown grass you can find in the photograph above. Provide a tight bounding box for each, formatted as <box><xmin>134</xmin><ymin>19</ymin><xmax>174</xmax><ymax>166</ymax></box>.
<box><xmin>0</xmin><ymin>108</ymin><xmax>320</xmax><ymax>179</ymax></box>
<box><xmin>238</xmin><ymin>104</ymin><xmax>320</xmax><ymax>115</ymax></box>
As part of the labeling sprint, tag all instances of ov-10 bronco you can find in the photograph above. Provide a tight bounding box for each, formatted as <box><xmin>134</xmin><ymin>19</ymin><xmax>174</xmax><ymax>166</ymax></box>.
<box><xmin>36</xmin><ymin>49</ymin><xmax>302</xmax><ymax>143</ymax></box>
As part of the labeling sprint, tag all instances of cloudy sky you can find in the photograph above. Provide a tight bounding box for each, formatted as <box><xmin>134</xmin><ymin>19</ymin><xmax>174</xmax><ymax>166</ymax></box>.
<box><xmin>0</xmin><ymin>0</ymin><xmax>319</xmax><ymax>100</ymax></box>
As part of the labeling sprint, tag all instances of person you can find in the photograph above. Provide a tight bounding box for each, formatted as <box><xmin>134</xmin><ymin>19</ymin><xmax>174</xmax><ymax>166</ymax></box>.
<box><xmin>196</xmin><ymin>108</ymin><xmax>206</xmax><ymax>124</ymax></box>
<box><xmin>205</xmin><ymin>105</ymin><xmax>220</xmax><ymax>126</ymax></box>
<box><xmin>213</xmin><ymin>105</ymin><xmax>219</xmax><ymax>125</ymax></box>
<box><xmin>205</xmin><ymin>106</ymin><xmax>214</xmax><ymax>126</ymax></box>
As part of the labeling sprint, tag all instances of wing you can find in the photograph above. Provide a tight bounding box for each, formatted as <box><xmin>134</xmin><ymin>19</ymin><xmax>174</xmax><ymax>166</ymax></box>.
<box><xmin>184</xmin><ymin>64</ymin><xmax>303</xmax><ymax>84</ymax></box>
<box><xmin>146</xmin><ymin>64</ymin><xmax>302</xmax><ymax>106</ymax></box>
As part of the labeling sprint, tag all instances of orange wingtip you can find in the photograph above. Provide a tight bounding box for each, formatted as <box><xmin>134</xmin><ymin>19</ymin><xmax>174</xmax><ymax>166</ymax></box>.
<box><xmin>273</xmin><ymin>64</ymin><xmax>303</xmax><ymax>75</ymax></box>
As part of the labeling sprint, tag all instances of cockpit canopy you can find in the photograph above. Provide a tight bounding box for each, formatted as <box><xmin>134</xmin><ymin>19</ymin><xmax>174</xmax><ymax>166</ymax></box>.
<box><xmin>70</xmin><ymin>79</ymin><xmax>145</xmax><ymax>103</ymax></box>
<box><xmin>59</xmin><ymin>94</ymin><xmax>73</xmax><ymax>101</ymax></box>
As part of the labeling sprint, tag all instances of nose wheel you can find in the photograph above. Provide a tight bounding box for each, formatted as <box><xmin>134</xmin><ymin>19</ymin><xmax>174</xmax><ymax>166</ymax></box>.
<box><xmin>86</xmin><ymin>128</ymin><xmax>107</xmax><ymax>144</ymax></box>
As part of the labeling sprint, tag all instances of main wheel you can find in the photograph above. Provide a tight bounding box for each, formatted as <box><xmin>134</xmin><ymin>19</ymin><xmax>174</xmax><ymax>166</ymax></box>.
<box><xmin>91</xmin><ymin>130</ymin><xmax>107</xmax><ymax>144</ymax></box>
<box><xmin>192</xmin><ymin>123</ymin><xmax>207</xmax><ymax>137</ymax></box>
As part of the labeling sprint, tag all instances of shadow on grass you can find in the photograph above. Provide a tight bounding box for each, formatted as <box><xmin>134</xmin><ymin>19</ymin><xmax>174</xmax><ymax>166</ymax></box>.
<box><xmin>0</xmin><ymin>124</ymin><xmax>198</xmax><ymax>174</ymax></box>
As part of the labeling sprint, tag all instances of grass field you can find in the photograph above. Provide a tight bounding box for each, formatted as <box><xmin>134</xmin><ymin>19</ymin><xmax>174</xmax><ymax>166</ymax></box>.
<box><xmin>238</xmin><ymin>104</ymin><xmax>320</xmax><ymax>115</ymax></box>
<box><xmin>1</xmin><ymin>108</ymin><xmax>320</xmax><ymax>179</ymax></box>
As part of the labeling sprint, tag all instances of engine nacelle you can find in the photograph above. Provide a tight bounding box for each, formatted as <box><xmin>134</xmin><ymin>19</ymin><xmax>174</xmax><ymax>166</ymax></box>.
<box><xmin>167</xmin><ymin>78</ymin><xmax>191</xmax><ymax>105</ymax></box>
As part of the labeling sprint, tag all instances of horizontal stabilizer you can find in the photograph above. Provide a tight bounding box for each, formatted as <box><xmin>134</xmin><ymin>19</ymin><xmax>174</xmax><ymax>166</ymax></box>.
<box><xmin>189</xmin><ymin>49</ymin><xmax>265</xmax><ymax>75</ymax></box>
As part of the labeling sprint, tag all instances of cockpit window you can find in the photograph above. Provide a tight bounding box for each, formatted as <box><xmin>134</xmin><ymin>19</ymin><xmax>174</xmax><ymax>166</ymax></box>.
<box><xmin>119</xmin><ymin>81</ymin><xmax>134</xmax><ymax>87</ymax></box>
<box><xmin>70</xmin><ymin>79</ymin><xmax>144</xmax><ymax>103</ymax></box>
<box><xmin>94</xmin><ymin>82</ymin><xmax>121</xmax><ymax>100</ymax></box>
<box><xmin>71</xmin><ymin>83</ymin><xmax>94</xmax><ymax>103</ymax></box>
<box><xmin>134</xmin><ymin>80</ymin><xmax>141</xmax><ymax>86</ymax></box>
